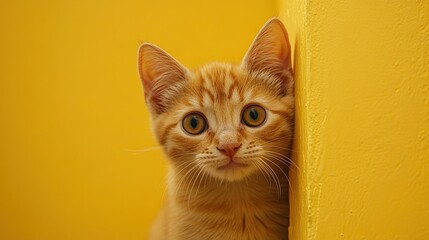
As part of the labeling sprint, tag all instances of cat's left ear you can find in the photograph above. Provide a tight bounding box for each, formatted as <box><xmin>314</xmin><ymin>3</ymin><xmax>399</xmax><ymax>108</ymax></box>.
<box><xmin>138</xmin><ymin>43</ymin><xmax>189</xmax><ymax>115</ymax></box>
<box><xmin>241</xmin><ymin>18</ymin><xmax>293</xmax><ymax>95</ymax></box>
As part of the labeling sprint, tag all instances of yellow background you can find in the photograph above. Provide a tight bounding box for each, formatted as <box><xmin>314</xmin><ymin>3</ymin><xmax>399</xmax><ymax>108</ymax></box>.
<box><xmin>0</xmin><ymin>1</ymin><xmax>277</xmax><ymax>239</ymax></box>
<box><xmin>280</xmin><ymin>0</ymin><xmax>429</xmax><ymax>239</ymax></box>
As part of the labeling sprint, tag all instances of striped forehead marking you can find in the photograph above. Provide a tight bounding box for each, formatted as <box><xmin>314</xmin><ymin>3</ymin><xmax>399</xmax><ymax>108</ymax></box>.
<box><xmin>194</xmin><ymin>65</ymin><xmax>248</xmax><ymax>106</ymax></box>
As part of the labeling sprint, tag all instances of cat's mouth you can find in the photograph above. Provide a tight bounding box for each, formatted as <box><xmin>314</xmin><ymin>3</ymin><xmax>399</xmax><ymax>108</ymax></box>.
<box><xmin>217</xmin><ymin>161</ymin><xmax>249</xmax><ymax>170</ymax></box>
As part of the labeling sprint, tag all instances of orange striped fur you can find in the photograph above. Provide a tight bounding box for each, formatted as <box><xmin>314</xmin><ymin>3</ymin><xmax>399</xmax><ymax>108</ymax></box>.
<box><xmin>138</xmin><ymin>18</ymin><xmax>294</xmax><ymax>240</ymax></box>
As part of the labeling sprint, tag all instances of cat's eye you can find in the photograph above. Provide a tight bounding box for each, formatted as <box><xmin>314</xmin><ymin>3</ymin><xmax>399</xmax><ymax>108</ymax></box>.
<box><xmin>242</xmin><ymin>105</ymin><xmax>266</xmax><ymax>127</ymax></box>
<box><xmin>182</xmin><ymin>112</ymin><xmax>207</xmax><ymax>135</ymax></box>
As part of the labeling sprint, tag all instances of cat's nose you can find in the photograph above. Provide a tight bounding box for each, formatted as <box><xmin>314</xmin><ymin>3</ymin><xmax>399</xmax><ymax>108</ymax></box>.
<box><xmin>216</xmin><ymin>143</ymin><xmax>242</xmax><ymax>158</ymax></box>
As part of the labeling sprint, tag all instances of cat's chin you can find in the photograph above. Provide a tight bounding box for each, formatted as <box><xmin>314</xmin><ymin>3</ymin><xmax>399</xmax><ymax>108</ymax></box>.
<box><xmin>208</xmin><ymin>164</ymin><xmax>257</xmax><ymax>182</ymax></box>
<box><xmin>217</xmin><ymin>161</ymin><xmax>249</xmax><ymax>170</ymax></box>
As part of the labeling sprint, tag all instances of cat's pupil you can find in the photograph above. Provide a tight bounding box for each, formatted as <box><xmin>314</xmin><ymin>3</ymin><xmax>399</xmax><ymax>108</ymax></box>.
<box><xmin>190</xmin><ymin>116</ymin><xmax>199</xmax><ymax>129</ymax></box>
<box><xmin>249</xmin><ymin>108</ymin><xmax>258</xmax><ymax>120</ymax></box>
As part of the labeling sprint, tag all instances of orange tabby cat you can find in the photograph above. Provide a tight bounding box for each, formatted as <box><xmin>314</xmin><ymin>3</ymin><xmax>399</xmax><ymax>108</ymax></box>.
<box><xmin>138</xmin><ymin>18</ymin><xmax>294</xmax><ymax>240</ymax></box>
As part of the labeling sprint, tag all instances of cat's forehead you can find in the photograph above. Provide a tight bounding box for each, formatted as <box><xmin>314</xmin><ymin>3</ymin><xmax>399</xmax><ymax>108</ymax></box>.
<box><xmin>192</xmin><ymin>63</ymin><xmax>240</xmax><ymax>87</ymax></box>
<box><xmin>186</xmin><ymin>63</ymin><xmax>255</xmax><ymax>107</ymax></box>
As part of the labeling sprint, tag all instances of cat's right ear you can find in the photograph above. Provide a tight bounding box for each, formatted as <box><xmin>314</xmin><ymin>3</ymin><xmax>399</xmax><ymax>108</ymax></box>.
<box><xmin>138</xmin><ymin>43</ymin><xmax>188</xmax><ymax>115</ymax></box>
<box><xmin>241</xmin><ymin>18</ymin><xmax>293</xmax><ymax>96</ymax></box>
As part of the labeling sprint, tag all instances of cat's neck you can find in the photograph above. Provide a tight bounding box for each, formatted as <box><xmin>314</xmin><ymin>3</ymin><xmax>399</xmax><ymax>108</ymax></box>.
<box><xmin>168</xmin><ymin>169</ymin><xmax>289</xmax><ymax>211</ymax></box>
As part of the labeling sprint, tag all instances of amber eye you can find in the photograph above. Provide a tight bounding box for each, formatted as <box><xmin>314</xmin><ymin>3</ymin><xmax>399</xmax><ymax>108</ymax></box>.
<box><xmin>182</xmin><ymin>112</ymin><xmax>207</xmax><ymax>135</ymax></box>
<box><xmin>242</xmin><ymin>105</ymin><xmax>266</xmax><ymax>127</ymax></box>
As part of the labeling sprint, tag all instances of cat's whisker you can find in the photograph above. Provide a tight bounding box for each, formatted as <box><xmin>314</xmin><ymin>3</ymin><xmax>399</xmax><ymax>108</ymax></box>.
<box><xmin>183</xmin><ymin>166</ymin><xmax>199</xmax><ymax>209</ymax></box>
<box><xmin>187</xmin><ymin>165</ymin><xmax>206</xmax><ymax>208</ymax></box>
<box><xmin>262</xmin><ymin>155</ymin><xmax>299</xmax><ymax>181</ymax></box>
<box><xmin>262</xmin><ymin>139</ymin><xmax>294</xmax><ymax>148</ymax></box>
<box><xmin>158</xmin><ymin>156</ymin><xmax>195</xmax><ymax>203</ymax></box>
<box><xmin>264</xmin><ymin>145</ymin><xmax>296</xmax><ymax>154</ymax></box>
<box><xmin>258</xmin><ymin>135</ymin><xmax>290</xmax><ymax>143</ymax></box>
<box><xmin>260</xmin><ymin>154</ymin><xmax>296</xmax><ymax>196</ymax></box>
<box><xmin>165</xmin><ymin>153</ymin><xmax>194</xmax><ymax>164</ymax></box>
<box><xmin>182</xmin><ymin>167</ymin><xmax>200</xmax><ymax>207</ymax></box>
<box><xmin>125</xmin><ymin>146</ymin><xmax>162</xmax><ymax>154</ymax></box>
<box><xmin>263</xmin><ymin>141</ymin><xmax>296</xmax><ymax>152</ymax></box>
<box><xmin>265</xmin><ymin>144</ymin><xmax>297</xmax><ymax>153</ymax></box>
<box><xmin>195</xmin><ymin>167</ymin><xmax>209</xmax><ymax>201</ymax></box>
<box><xmin>263</xmin><ymin>152</ymin><xmax>294</xmax><ymax>165</ymax></box>
<box><xmin>261</xmin><ymin>156</ymin><xmax>289</xmax><ymax>180</ymax></box>
<box><xmin>159</xmin><ymin>175</ymin><xmax>169</xmax><ymax>203</ymax></box>
<box><xmin>171</xmin><ymin>160</ymin><xmax>196</xmax><ymax>179</ymax></box>
<box><xmin>262</xmin><ymin>156</ymin><xmax>290</xmax><ymax>187</ymax></box>
<box><xmin>176</xmin><ymin>163</ymin><xmax>198</xmax><ymax>189</ymax></box>
<box><xmin>258</xmin><ymin>158</ymin><xmax>282</xmax><ymax>198</ymax></box>
<box><xmin>168</xmin><ymin>151</ymin><xmax>194</xmax><ymax>158</ymax></box>
<box><xmin>263</xmin><ymin>150</ymin><xmax>300</xmax><ymax>171</ymax></box>
<box><xmin>253</xmin><ymin>160</ymin><xmax>272</xmax><ymax>189</ymax></box>
<box><xmin>175</xmin><ymin>164</ymin><xmax>200</xmax><ymax>201</ymax></box>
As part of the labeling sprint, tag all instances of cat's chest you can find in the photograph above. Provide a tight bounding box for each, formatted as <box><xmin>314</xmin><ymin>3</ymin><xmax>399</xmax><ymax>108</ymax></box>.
<box><xmin>171</xmin><ymin>202</ymin><xmax>288</xmax><ymax>240</ymax></box>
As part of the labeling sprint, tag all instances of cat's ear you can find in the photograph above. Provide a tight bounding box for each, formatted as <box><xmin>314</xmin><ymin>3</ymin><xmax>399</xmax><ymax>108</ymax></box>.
<box><xmin>138</xmin><ymin>43</ymin><xmax>188</xmax><ymax>114</ymax></box>
<box><xmin>241</xmin><ymin>18</ymin><xmax>293</xmax><ymax>93</ymax></box>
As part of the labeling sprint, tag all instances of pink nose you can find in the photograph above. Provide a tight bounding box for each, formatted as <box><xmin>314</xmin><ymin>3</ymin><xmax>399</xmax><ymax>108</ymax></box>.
<box><xmin>216</xmin><ymin>143</ymin><xmax>242</xmax><ymax>158</ymax></box>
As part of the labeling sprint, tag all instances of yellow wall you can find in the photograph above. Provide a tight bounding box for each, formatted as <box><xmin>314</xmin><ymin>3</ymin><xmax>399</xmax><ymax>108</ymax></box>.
<box><xmin>0</xmin><ymin>1</ymin><xmax>277</xmax><ymax>239</ymax></box>
<box><xmin>280</xmin><ymin>0</ymin><xmax>429</xmax><ymax>239</ymax></box>
<box><xmin>277</xmin><ymin>0</ymin><xmax>309</xmax><ymax>238</ymax></box>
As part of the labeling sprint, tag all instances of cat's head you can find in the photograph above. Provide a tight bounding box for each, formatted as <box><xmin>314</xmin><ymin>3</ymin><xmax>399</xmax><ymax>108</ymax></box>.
<box><xmin>138</xmin><ymin>18</ymin><xmax>294</xmax><ymax>182</ymax></box>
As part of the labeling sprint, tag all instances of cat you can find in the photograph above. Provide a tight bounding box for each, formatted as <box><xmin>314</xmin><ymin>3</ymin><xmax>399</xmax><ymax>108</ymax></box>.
<box><xmin>138</xmin><ymin>18</ymin><xmax>294</xmax><ymax>240</ymax></box>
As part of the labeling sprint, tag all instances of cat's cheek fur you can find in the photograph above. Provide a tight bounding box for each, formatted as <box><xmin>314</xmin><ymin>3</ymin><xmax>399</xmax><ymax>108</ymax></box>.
<box><xmin>164</xmin><ymin>131</ymin><xmax>205</xmax><ymax>156</ymax></box>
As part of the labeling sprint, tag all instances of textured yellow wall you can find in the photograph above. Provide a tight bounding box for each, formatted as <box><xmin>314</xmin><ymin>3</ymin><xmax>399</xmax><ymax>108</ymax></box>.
<box><xmin>280</xmin><ymin>0</ymin><xmax>429</xmax><ymax>239</ymax></box>
<box><xmin>277</xmin><ymin>0</ymin><xmax>309</xmax><ymax>239</ymax></box>
<box><xmin>0</xmin><ymin>1</ymin><xmax>277</xmax><ymax>239</ymax></box>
